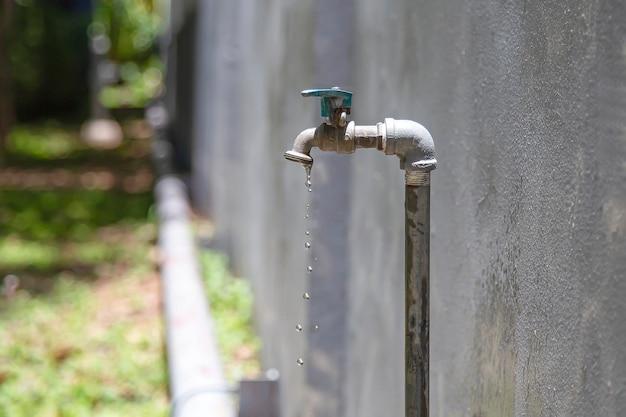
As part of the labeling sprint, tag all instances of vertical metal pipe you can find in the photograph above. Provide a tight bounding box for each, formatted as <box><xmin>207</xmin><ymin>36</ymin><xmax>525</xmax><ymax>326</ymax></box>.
<box><xmin>405</xmin><ymin>171</ymin><xmax>430</xmax><ymax>417</ymax></box>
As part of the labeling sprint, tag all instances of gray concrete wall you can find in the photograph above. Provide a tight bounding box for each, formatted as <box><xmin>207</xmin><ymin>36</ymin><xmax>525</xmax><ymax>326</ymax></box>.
<box><xmin>187</xmin><ymin>1</ymin><xmax>626</xmax><ymax>417</ymax></box>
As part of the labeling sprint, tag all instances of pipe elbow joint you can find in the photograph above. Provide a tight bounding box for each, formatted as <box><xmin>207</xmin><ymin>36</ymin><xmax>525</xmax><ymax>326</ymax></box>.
<box><xmin>382</xmin><ymin>118</ymin><xmax>437</xmax><ymax>171</ymax></box>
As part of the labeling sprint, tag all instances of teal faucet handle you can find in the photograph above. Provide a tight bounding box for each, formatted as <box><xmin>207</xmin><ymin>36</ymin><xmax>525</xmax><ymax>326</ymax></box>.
<box><xmin>301</xmin><ymin>87</ymin><xmax>352</xmax><ymax>119</ymax></box>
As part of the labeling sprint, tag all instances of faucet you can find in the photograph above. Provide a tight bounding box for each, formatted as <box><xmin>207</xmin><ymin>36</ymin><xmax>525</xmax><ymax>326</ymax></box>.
<box><xmin>284</xmin><ymin>87</ymin><xmax>436</xmax><ymax>173</ymax></box>
<box><xmin>284</xmin><ymin>88</ymin><xmax>437</xmax><ymax>417</ymax></box>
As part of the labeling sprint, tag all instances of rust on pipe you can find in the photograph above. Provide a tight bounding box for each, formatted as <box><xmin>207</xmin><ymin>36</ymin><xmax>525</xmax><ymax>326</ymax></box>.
<box><xmin>405</xmin><ymin>174</ymin><xmax>430</xmax><ymax>417</ymax></box>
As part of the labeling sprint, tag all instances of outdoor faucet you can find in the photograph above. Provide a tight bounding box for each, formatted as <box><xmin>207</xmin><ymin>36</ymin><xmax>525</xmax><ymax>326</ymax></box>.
<box><xmin>284</xmin><ymin>87</ymin><xmax>437</xmax><ymax>174</ymax></box>
<box><xmin>284</xmin><ymin>88</ymin><xmax>437</xmax><ymax>417</ymax></box>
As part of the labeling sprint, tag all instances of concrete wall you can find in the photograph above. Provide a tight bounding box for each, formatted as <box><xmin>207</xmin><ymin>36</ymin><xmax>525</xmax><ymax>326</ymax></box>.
<box><xmin>185</xmin><ymin>1</ymin><xmax>626</xmax><ymax>416</ymax></box>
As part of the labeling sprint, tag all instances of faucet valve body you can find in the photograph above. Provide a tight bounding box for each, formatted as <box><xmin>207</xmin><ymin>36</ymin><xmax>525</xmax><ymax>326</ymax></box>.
<box><xmin>285</xmin><ymin>88</ymin><xmax>436</xmax><ymax>171</ymax></box>
<box><xmin>285</xmin><ymin>116</ymin><xmax>437</xmax><ymax>173</ymax></box>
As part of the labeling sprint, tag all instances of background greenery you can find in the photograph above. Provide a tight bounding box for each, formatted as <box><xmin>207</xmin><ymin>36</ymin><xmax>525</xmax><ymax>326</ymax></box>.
<box><xmin>0</xmin><ymin>124</ymin><xmax>259</xmax><ymax>416</ymax></box>
<box><xmin>1</xmin><ymin>3</ymin><xmax>259</xmax><ymax>415</ymax></box>
<box><xmin>7</xmin><ymin>0</ymin><xmax>164</xmax><ymax>123</ymax></box>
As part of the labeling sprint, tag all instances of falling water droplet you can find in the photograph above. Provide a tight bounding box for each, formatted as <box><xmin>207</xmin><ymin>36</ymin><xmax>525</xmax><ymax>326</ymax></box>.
<box><xmin>305</xmin><ymin>214</ymin><xmax>309</xmax><ymax>219</ymax></box>
<box><xmin>296</xmin><ymin>324</ymin><xmax>303</xmax><ymax>332</ymax></box>
<box><xmin>307</xmin><ymin>266</ymin><xmax>313</xmax><ymax>273</ymax></box>
<box><xmin>313</xmin><ymin>324</ymin><xmax>319</xmax><ymax>331</ymax></box>
<box><xmin>305</xmin><ymin>242</ymin><xmax>311</xmax><ymax>249</ymax></box>
<box><xmin>308</xmin><ymin>187</ymin><xmax>312</xmax><ymax>192</ymax></box>
<box><xmin>305</xmin><ymin>231</ymin><xmax>310</xmax><ymax>236</ymax></box>
<box><xmin>303</xmin><ymin>292</ymin><xmax>310</xmax><ymax>300</ymax></box>
<box><xmin>306</xmin><ymin>179</ymin><xmax>312</xmax><ymax>187</ymax></box>
<box><xmin>297</xmin><ymin>358</ymin><xmax>304</xmax><ymax>366</ymax></box>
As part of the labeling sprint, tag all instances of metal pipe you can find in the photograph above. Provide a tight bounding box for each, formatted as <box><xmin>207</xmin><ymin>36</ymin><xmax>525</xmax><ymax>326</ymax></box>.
<box><xmin>404</xmin><ymin>171</ymin><xmax>431</xmax><ymax>417</ymax></box>
<box><xmin>156</xmin><ymin>176</ymin><xmax>236</xmax><ymax>417</ymax></box>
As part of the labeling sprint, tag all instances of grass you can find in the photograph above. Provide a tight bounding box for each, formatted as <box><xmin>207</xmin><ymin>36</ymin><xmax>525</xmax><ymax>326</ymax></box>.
<box><xmin>0</xmin><ymin>206</ymin><xmax>165</xmax><ymax>417</ymax></box>
<box><xmin>0</xmin><ymin>122</ymin><xmax>260</xmax><ymax>416</ymax></box>
<box><xmin>0</xmin><ymin>122</ymin><xmax>162</xmax><ymax>416</ymax></box>
<box><xmin>4</xmin><ymin>120</ymin><xmax>152</xmax><ymax>169</ymax></box>
<box><xmin>198</xmin><ymin>249</ymin><xmax>260</xmax><ymax>382</ymax></box>
<box><xmin>0</xmin><ymin>226</ymin><xmax>167</xmax><ymax>417</ymax></box>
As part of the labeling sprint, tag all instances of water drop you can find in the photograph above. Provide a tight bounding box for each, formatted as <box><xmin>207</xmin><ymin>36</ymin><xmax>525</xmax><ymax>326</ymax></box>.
<box><xmin>307</xmin><ymin>266</ymin><xmax>313</xmax><ymax>273</ymax></box>
<box><xmin>297</xmin><ymin>358</ymin><xmax>304</xmax><ymax>366</ymax></box>
<box><xmin>296</xmin><ymin>324</ymin><xmax>303</xmax><ymax>332</ymax></box>
<box><xmin>313</xmin><ymin>324</ymin><xmax>319</xmax><ymax>331</ymax></box>
<box><xmin>305</xmin><ymin>214</ymin><xmax>309</xmax><ymax>219</ymax></box>
<box><xmin>308</xmin><ymin>187</ymin><xmax>312</xmax><ymax>192</ymax></box>
<box><xmin>306</xmin><ymin>179</ymin><xmax>312</xmax><ymax>187</ymax></box>
<box><xmin>305</xmin><ymin>231</ymin><xmax>310</xmax><ymax>236</ymax></box>
<box><xmin>303</xmin><ymin>292</ymin><xmax>310</xmax><ymax>300</ymax></box>
<box><xmin>305</xmin><ymin>242</ymin><xmax>311</xmax><ymax>249</ymax></box>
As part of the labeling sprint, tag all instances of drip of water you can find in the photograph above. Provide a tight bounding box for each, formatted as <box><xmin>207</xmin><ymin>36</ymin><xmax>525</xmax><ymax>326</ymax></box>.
<box><xmin>313</xmin><ymin>324</ymin><xmax>319</xmax><ymax>331</ymax></box>
<box><xmin>304</xmin><ymin>167</ymin><xmax>312</xmax><ymax>191</ymax></box>
<box><xmin>297</xmin><ymin>164</ymin><xmax>314</xmax><ymax>367</ymax></box>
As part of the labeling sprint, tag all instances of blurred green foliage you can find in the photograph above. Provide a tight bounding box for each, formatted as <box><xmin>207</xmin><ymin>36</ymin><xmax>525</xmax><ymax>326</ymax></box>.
<box><xmin>7</xmin><ymin>0</ymin><xmax>165</xmax><ymax>121</ymax></box>
<box><xmin>0</xmin><ymin>195</ymin><xmax>162</xmax><ymax>416</ymax></box>
<box><xmin>5</xmin><ymin>121</ymin><xmax>153</xmax><ymax>168</ymax></box>
<box><xmin>6</xmin><ymin>123</ymin><xmax>78</xmax><ymax>160</ymax></box>
<box><xmin>0</xmin><ymin>122</ymin><xmax>166</xmax><ymax>416</ymax></box>
<box><xmin>0</xmin><ymin>189</ymin><xmax>153</xmax><ymax>241</ymax></box>
<box><xmin>199</xmin><ymin>250</ymin><xmax>261</xmax><ymax>382</ymax></box>
<box><xmin>99</xmin><ymin>58</ymin><xmax>163</xmax><ymax>109</ymax></box>
<box><xmin>92</xmin><ymin>0</ymin><xmax>162</xmax><ymax>63</ymax></box>
<box><xmin>0</xmin><ymin>122</ymin><xmax>260</xmax><ymax>415</ymax></box>
<box><xmin>0</xmin><ymin>233</ymin><xmax>167</xmax><ymax>417</ymax></box>
<box><xmin>93</xmin><ymin>0</ymin><xmax>164</xmax><ymax>109</ymax></box>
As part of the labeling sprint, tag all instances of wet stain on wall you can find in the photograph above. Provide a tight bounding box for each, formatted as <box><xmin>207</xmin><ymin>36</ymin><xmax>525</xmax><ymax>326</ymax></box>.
<box><xmin>470</xmin><ymin>181</ymin><xmax>522</xmax><ymax>417</ymax></box>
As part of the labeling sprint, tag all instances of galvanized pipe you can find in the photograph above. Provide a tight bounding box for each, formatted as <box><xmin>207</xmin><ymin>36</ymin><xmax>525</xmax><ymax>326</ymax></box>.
<box><xmin>156</xmin><ymin>176</ymin><xmax>236</xmax><ymax>417</ymax></box>
<box><xmin>404</xmin><ymin>171</ymin><xmax>430</xmax><ymax>417</ymax></box>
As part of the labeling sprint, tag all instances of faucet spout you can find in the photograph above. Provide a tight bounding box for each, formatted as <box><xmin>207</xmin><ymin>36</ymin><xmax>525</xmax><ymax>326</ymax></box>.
<box><xmin>284</xmin><ymin>127</ymin><xmax>317</xmax><ymax>165</ymax></box>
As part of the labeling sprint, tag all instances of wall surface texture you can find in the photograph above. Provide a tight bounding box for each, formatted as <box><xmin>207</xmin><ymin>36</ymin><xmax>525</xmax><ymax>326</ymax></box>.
<box><xmin>184</xmin><ymin>1</ymin><xmax>626</xmax><ymax>416</ymax></box>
